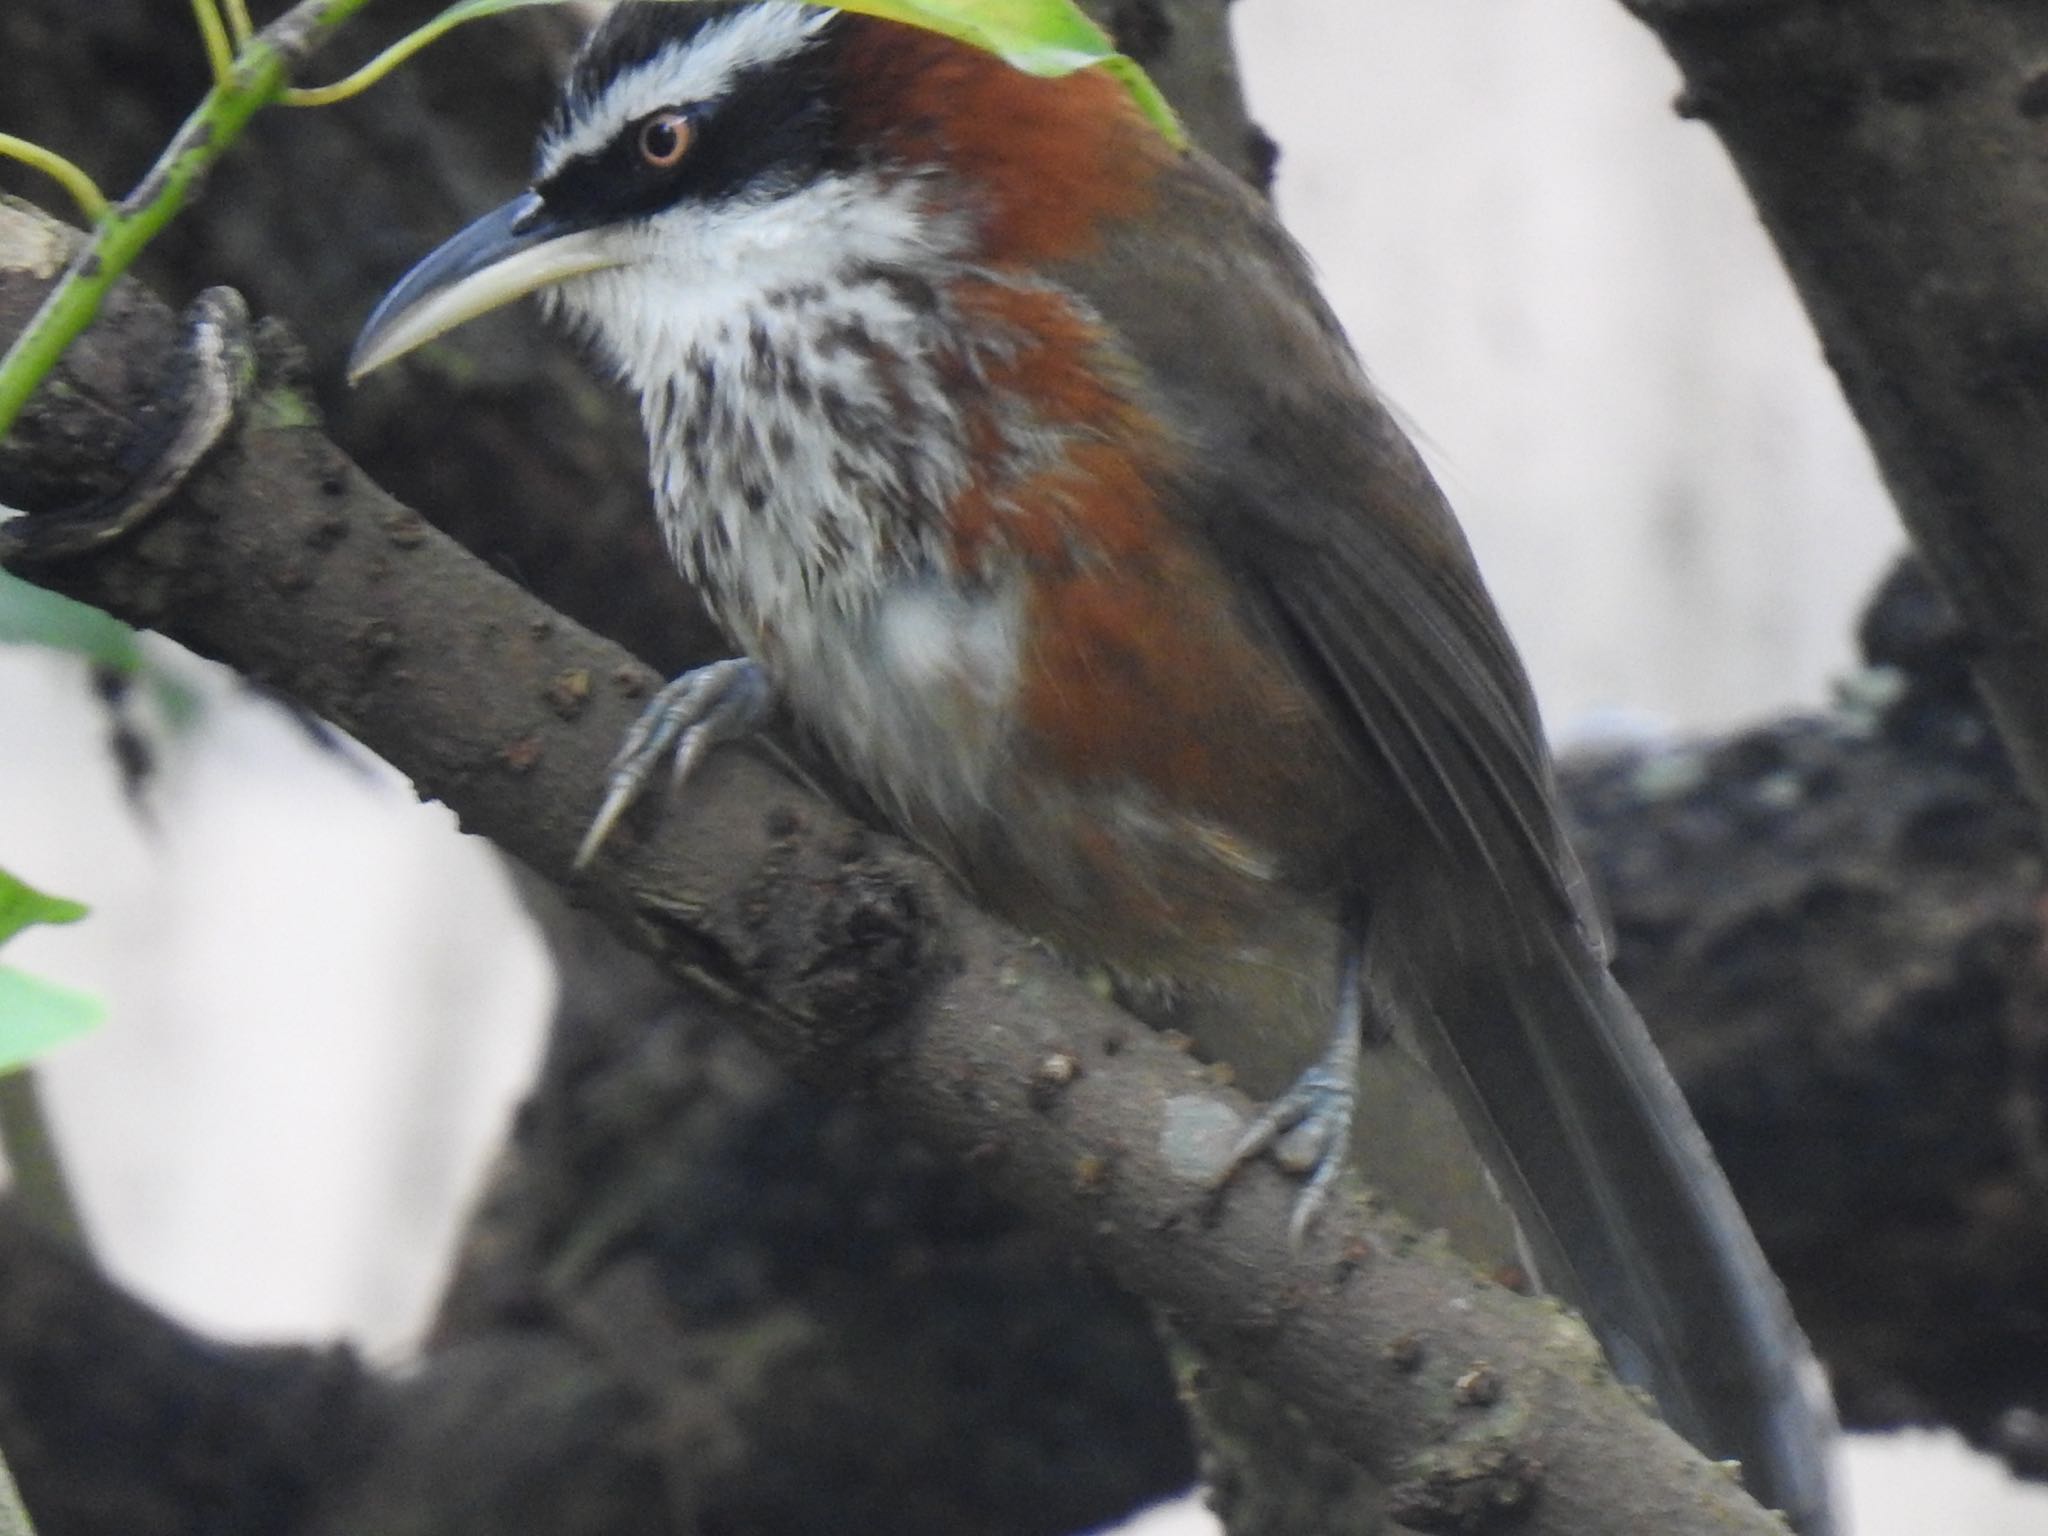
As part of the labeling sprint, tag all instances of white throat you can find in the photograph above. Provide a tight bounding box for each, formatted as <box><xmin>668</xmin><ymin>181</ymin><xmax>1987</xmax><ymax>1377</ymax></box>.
<box><xmin>548</xmin><ymin>168</ymin><xmax>975</xmax><ymax>652</ymax></box>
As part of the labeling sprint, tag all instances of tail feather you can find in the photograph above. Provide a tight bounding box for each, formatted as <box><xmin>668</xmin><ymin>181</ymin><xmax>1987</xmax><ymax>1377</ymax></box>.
<box><xmin>1370</xmin><ymin>881</ymin><xmax>1835</xmax><ymax>1534</ymax></box>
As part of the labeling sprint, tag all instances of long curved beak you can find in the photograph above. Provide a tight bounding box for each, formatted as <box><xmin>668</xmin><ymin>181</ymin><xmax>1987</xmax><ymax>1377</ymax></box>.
<box><xmin>348</xmin><ymin>194</ymin><xmax>620</xmax><ymax>382</ymax></box>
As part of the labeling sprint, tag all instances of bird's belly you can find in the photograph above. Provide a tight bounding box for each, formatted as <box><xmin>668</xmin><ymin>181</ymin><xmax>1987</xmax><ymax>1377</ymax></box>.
<box><xmin>767</xmin><ymin>577</ymin><xmax>1025</xmax><ymax>853</ymax></box>
<box><xmin>769</xmin><ymin>578</ymin><xmax>1518</xmax><ymax>1268</ymax></box>
<box><xmin>771</xmin><ymin>574</ymin><xmax>1323</xmax><ymax>972</ymax></box>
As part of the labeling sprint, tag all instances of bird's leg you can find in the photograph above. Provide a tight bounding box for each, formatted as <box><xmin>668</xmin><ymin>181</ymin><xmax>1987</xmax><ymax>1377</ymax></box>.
<box><xmin>574</xmin><ymin>656</ymin><xmax>773</xmax><ymax>868</ymax></box>
<box><xmin>1210</xmin><ymin>942</ymin><xmax>1365</xmax><ymax>1248</ymax></box>
<box><xmin>1</xmin><ymin>287</ymin><xmax>253</xmax><ymax>566</ymax></box>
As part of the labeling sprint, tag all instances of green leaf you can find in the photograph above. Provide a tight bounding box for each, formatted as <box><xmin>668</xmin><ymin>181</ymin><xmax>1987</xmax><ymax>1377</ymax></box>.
<box><xmin>840</xmin><ymin>0</ymin><xmax>1182</xmax><ymax>140</ymax></box>
<box><xmin>0</xmin><ymin>571</ymin><xmax>143</xmax><ymax>674</ymax></box>
<box><xmin>0</xmin><ymin>969</ymin><xmax>102</xmax><ymax>1074</ymax></box>
<box><xmin>850</xmin><ymin>0</ymin><xmax>1124</xmax><ymax>72</ymax></box>
<box><xmin>0</xmin><ymin>869</ymin><xmax>89</xmax><ymax>950</ymax></box>
<box><xmin>0</xmin><ymin>571</ymin><xmax>204</xmax><ymax>732</ymax></box>
<box><xmin>0</xmin><ymin>873</ymin><xmax>99</xmax><ymax>1073</ymax></box>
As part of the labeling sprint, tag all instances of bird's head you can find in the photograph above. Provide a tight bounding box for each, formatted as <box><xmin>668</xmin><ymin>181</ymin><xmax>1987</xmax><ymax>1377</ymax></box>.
<box><xmin>348</xmin><ymin>0</ymin><xmax>1171</xmax><ymax>388</ymax></box>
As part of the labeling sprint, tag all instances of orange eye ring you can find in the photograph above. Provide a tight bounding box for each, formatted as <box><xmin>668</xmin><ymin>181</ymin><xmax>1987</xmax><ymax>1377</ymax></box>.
<box><xmin>638</xmin><ymin>111</ymin><xmax>692</xmax><ymax>169</ymax></box>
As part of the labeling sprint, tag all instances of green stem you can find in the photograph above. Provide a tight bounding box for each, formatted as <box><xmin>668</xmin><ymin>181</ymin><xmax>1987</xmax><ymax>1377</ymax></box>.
<box><xmin>0</xmin><ymin>1070</ymin><xmax>83</xmax><ymax>1249</ymax></box>
<box><xmin>0</xmin><ymin>0</ymin><xmax>377</xmax><ymax>441</ymax></box>
<box><xmin>285</xmin><ymin>0</ymin><xmax>574</xmax><ymax>107</ymax></box>
<box><xmin>0</xmin><ymin>136</ymin><xmax>109</xmax><ymax>225</ymax></box>
<box><xmin>190</xmin><ymin>0</ymin><xmax>236</xmax><ymax>84</ymax></box>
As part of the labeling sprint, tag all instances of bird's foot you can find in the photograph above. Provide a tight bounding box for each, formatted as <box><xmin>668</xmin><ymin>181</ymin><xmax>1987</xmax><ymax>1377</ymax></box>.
<box><xmin>575</xmin><ymin>657</ymin><xmax>772</xmax><ymax>869</ymax></box>
<box><xmin>2</xmin><ymin>287</ymin><xmax>254</xmax><ymax>566</ymax></box>
<box><xmin>1209</xmin><ymin>947</ymin><xmax>1365</xmax><ymax>1248</ymax></box>
<box><xmin>1211</xmin><ymin>1063</ymin><xmax>1356</xmax><ymax>1250</ymax></box>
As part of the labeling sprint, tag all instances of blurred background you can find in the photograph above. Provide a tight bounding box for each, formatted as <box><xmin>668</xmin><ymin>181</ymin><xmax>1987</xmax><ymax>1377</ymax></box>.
<box><xmin>1</xmin><ymin>0</ymin><xmax>2037</xmax><ymax>1531</ymax></box>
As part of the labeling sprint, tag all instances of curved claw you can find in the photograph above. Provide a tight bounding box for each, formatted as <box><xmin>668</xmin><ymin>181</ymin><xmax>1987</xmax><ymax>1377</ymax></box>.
<box><xmin>576</xmin><ymin>774</ymin><xmax>649</xmax><ymax>873</ymax></box>
<box><xmin>2</xmin><ymin>287</ymin><xmax>253</xmax><ymax>566</ymax></box>
<box><xmin>574</xmin><ymin>657</ymin><xmax>772</xmax><ymax>869</ymax></box>
<box><xmin>1210</xmin><ymin>1065</ymin><xmax>1357</xmax><ymax>1251</ymax></box>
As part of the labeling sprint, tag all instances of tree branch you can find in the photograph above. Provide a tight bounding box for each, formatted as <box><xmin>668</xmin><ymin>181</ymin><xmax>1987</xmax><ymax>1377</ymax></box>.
<box><xmin>0</xmin><ymin>199</ymin><xmax>1788</xmax><ymax>1536</ymax></box>
<box><xmin>1616</xmin><ymin>0</ymin><xmax>2048</xmax><ymax>834</ymax></box>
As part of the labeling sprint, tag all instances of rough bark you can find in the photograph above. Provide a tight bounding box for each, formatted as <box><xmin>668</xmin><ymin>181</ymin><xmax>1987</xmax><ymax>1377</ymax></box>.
<box><xmin>1615</xmin><ymin>0</ymin><xmax>2048</xmax><ymax>845</ymax></box>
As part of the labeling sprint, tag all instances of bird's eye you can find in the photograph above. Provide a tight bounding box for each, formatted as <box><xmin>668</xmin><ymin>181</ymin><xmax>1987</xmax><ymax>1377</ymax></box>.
<box><xmin>637</xmin><ymin>111</ymin><xmax>692</xmax><ymax>169</ymax></box>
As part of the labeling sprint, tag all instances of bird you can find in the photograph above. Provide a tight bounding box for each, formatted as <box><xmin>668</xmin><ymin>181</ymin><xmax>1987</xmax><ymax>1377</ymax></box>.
<box><xmin>349</xmin><ymin>3</ymin><xmax>1834</xmax><ymax>1527</ymax></box>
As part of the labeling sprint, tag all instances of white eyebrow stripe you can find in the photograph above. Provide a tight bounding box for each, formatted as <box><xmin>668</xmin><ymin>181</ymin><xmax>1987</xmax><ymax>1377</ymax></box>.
<box><xmin>538</xmin><ymin>3</ymin><xmax>838</xmax><ymax>177</ymax></box>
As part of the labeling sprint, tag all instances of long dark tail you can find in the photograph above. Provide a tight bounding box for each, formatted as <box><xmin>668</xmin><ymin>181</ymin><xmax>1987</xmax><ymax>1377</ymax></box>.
<box><xmin>1370</xmin><ymin>877</ymin><xmax>1835</xmax><ymax>1534</ymax></box>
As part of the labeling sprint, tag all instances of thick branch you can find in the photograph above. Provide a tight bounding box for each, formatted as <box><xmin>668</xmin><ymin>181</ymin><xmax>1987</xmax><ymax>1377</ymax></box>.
<box><xmin>0</xmin><ymin>1204</ymin><xmax>377</xmax><ymax>1536</ymax></box>
<box><xmin>1617</xmin><ymin>0</ymin><xmax>2048</xmax><ymax>832</ymax></box>
<box><xmin>431</xmin><ymin>873</ymin><xmax>1194</xmax><ymax>1535</ymax></box>
<box><xmin>0</xmin><ymin>202</ymin><xmax>1785</xmax><ymax>1536</ymax></box>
